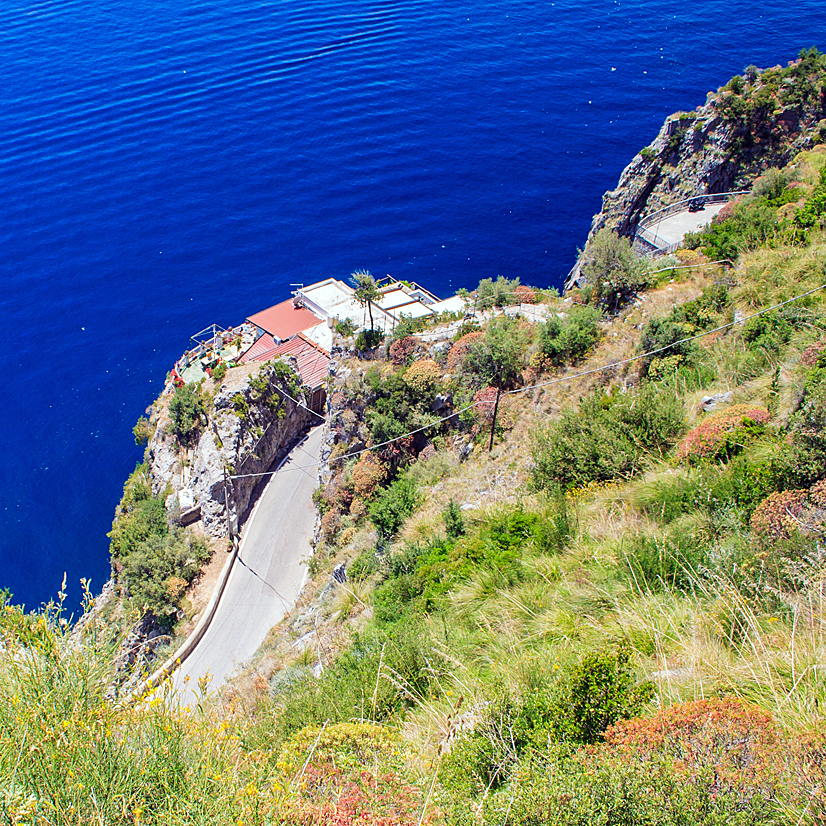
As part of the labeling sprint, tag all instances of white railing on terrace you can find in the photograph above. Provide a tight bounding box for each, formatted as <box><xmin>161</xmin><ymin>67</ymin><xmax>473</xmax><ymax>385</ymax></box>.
<box><xmin>170</xmin><ymin>323</ymin><xmax>249</xmax><ymax>386</ymax></box>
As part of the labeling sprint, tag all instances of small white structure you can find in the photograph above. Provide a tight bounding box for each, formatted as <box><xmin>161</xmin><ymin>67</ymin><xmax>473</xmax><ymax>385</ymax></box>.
<box><xmin>293</xmin><ymin>277</ymin><xmax>451</xmax><ymax>334</ymax></box>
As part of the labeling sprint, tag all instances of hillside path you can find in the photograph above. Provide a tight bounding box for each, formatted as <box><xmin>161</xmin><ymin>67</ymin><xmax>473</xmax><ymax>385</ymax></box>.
<box><xmin>173</xmin><ymin>425</ymin><xmax>323</xmax><ymax>703</ymax></box>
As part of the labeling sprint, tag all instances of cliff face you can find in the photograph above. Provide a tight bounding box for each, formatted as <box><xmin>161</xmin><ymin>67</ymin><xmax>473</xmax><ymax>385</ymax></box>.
<box><xmin>589</xmin><ymin>53</ymin><xmax>826</xmax><ymax>241</ymax></box>
<box><xmin>147</xmin><ymin>359</ymin><xmax>317</xmax><ymax>540</ymax></box>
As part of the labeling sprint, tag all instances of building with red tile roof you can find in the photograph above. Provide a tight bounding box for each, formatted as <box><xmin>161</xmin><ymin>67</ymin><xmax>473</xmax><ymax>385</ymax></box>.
<box><xmin>247</xmin><ymin>299</ymin><xmax>323</xmax><ymax>341</ymax></box>
<box><xmin>239</xmin><ymin>332</ymin><xmax>329</xmax><ymax>413</ymax></box>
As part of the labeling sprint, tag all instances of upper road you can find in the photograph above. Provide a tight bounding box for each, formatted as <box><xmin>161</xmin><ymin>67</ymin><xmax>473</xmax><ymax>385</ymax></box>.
<box><xmin>173</xmin><ymin>425</ymin><xmax>323</xmax><ymax>703</ymax></box>
<box><xmin>638</xmin><ymin>201</ymin><xmax>728</xmax><ymax>249</ymax></box>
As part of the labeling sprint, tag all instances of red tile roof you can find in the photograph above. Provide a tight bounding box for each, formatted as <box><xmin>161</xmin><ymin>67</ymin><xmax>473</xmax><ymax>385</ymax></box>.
<box><xmin>247</xmin><ymin>299</ymin><xmax>322</xmax><ymax>340</ymax></box>
<box><xmin>239</xmin><ymin>333</ymin><xmax>329</xmax><ymax>389</ymax></box>
<box><xmin>238</xmin><ymin>333</ymin><xmax>278</xmax><ymax>363</ymax></box>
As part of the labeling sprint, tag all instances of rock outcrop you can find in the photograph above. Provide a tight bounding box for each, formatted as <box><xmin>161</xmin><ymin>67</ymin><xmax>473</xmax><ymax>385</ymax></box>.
<box><xmin>147</xmin><ymin>359</ymin><xmax>318</xmax><ymax>540</ymax></box>
<box><xmin>589</xmin><ymin>54</ymin><xmax>826</xmax><ymax>242</ymax></box>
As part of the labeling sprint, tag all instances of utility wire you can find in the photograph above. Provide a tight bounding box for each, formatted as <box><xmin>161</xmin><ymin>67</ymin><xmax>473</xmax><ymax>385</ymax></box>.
<box><xmin>648</xmin><ymin>259</ymin><xmax>734</xmax><ymax>275</ymax></box>
<box><xmin>270</xmin><ymin>380</ymin><xmax>327</xmax><ymax>422</ymax></box>
<box><xmin>504</xmin><ymin>281</ymin><xmax>826</xmax><ymax>398</ymax></box>
<box><xmin>228</xmin><ymin>280</ymin><xmax>826</xmax><ymax>481</ymax></box>
<box><xmin>229</xmin><ymin>401</ymin><xmax>479</xmax><ymax>479</ymax></box>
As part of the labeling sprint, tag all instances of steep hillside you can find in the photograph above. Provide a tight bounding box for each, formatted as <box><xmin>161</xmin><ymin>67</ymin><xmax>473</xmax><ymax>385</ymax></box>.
<box><xmin>4</xmin><ymin>61</ymin><xmax>826</xmax><ymax>826</ymax></box>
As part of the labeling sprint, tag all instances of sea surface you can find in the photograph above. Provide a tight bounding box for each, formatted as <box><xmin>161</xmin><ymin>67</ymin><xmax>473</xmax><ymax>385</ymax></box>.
<box><xmin>0</xmin><ymin>0</ymin><xmax>823</xmax><ymax>611</ymax></box>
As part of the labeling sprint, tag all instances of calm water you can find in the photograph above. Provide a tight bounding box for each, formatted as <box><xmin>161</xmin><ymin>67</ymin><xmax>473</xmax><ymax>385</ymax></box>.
<box><xmin>0</xmin><ymin>0</ymin><xmax>823</xmax><ymax>610</ymax></box>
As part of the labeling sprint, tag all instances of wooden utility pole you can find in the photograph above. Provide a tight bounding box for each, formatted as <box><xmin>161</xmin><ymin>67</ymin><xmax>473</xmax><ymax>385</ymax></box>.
<box><xmin>488</xmin><ymin>387</ymin><xmax>501</xmax><ymax>452</ymax></box>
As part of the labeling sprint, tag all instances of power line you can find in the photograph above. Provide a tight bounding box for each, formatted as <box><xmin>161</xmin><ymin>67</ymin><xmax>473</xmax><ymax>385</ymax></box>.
<box><xmin>228</xmin><ymin>281</ymin><xmax>826</xmax><ymax>481</ymax></box>
<box><xmin>228</xmin><ymin>401</ymin><xmax>479</xmax><ymax>479</ymax></box>
<box><xmin>648</xmin><ymin>259</ymin><xmax>733</xmax><ymax>275</ymax></box>
<box><xmin>504</xmin><ymin>281</ymin><xmax>826</xmax><ymax>398</ymax></box>
<box><xmin>270</xmin><ymin>380</ymin><xmax>326</xmax><ymax>422</ymax></box>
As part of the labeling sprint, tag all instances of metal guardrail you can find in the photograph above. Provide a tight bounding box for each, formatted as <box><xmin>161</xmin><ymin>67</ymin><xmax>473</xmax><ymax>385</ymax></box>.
<box><xmin>635</xmin><ymin>190</ymin><xmax>749</xmax><ymax>231</ymax></box>
<box><xmin>635</xmin><ymin>190</ymin><xmax>750</xmax><ymax>254</ymax></box>
<box><xmin>564</xmin><ymin>190</ymin><xmax>749</xmax><ymax>291</ymax></box>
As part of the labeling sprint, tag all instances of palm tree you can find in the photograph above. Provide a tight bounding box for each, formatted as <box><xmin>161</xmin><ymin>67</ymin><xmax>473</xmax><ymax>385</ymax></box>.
<box><xmin>352</xmin><ymin>269</ymin><xmax>380</xmax><ymax>331</ymax></box>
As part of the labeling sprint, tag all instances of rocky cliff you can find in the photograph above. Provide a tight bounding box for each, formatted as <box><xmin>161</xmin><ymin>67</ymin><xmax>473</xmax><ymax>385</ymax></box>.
<box><xmin>588</xmin><ymin>51</ymin><xmax>826</xmax><ymax>241</ymax></box>
<box><xmin>147</xmin><ymin>359</ymin><xmax>318</xmax><ymax>541</ymax></box>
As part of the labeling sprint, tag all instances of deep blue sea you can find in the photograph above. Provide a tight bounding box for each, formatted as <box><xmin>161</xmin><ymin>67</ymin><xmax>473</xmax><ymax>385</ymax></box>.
<box><xmin>1</xmin><ymin>0</ymin><xmax>823</xmax><ymax>611</ymax></box>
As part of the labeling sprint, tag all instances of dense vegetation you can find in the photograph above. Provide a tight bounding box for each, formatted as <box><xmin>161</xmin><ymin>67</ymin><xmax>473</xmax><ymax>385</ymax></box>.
<box><xmin>5</xmin><ymin>72</ymin><xmax>826</xmax><ymax>826</ymax></box>
<box><xmin>108</xmin><ymin>462</ymin><xmax>209</xmax><ymax>623</ymax></box>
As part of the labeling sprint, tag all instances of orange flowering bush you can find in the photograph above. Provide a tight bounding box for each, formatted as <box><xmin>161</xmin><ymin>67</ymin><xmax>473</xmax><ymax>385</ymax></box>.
<box><xmin>320</xmin><ymin>508</ymin><xmax>341</xmax><ymax>542</ymax></box>
<box><xmin>750</xmin><ymin>479</ymin><xmax>826</xmax><ymax>540</ymax></box>
<box><xmin>514</xmin><ymin>284</ymin><xmax>538</xmax><ymax>304</ymax></box>
<box><xmin>278</xmin><ymin>765</ymin><xmax>434</xmax><ymax>826</ymax></box>
<box><xmin>446</xmin><ymin>332</ymin><xmax>483</xmax><ymax>372</ymax></box>
<box><xmin>276</xmin><ymin>723</ymin><xmax>435</xmax><ymax>826</ymax></box>
<box><xmin>350</xmin><ymin>454</ymin><xmax>388</xmax><ymax>499</ymax></box>
<box><xmin>403</xmin><ymin>359</ymin><xmax>442</xmax><ymax>394</ymax></box>
<box><xmin>473</xmin><ymin>387</ymin><xmax>499</xmax><ymax>425</ymax></box>
<box><xmin>389</xmin><ymin>336</ymin><xmax>418</xmax><ymax>366</ymax></box>
<box><xmin>605</xmin><ymin>699</ymin><xmax>780</xmax><ymax>792</ymax></box>
<box><xmin>675</xmin><ymin>404</ymin><xmax>770</xmax><ymax>461</ymax></box>
<box><xmin>801</xmin><ymin>339</ymin><xmax>826</xmax><ymax>367</ymax></box>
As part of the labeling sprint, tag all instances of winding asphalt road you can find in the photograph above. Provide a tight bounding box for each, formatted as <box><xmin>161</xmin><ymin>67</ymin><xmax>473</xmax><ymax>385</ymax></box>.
<box><xmin>173</xmin><ymin>425</ymin><xmax>323</xmax><ymax>703</ymax></box>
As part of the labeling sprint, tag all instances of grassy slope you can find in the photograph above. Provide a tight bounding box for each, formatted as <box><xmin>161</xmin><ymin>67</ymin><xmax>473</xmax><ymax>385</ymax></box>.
<box><xmin>4</xmin><ymin>153</ymin><xmax>826</xmax><ymax>824</ymax></box>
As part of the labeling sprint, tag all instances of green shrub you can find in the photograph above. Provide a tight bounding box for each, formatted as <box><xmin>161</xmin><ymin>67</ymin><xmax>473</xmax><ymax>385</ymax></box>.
<box><xmin>372</xmin><ymin>504</ymin><xmax>563</xmax><ymax>624</ymax></box>
<box><xmin>369</xmin><ymin>477</ymin><xmax>420</xmax><ymax>537</ymax></box>
<box><xmin>539</xmin><ymin>305</ymin><xmax>601</xmax><ymax>366</ymax></box>
<box><xmin>364</xmin><ymin>367</ymin><xmax>441</xmax><ymax>452</ymax></box>
<box><xmin>788</xmin><ymin>363</ymin><xmax>826</xmax><ymax>482</ymax></box>
<box><xmin>579</xmin><ymin>228</ymin><xmax>650</xmax><ymax>312</ymax></box>
<box><xmin>355</xmin><ymin>328</ymin><xmax>384</xmax><ymax>350</ymax></box>
<box><xmin>132</xmin><ymin>415</ymin><xmax>155</xmax><ymax>446</ymax></box>
<box><xmin>443</xmin><ymin>499</ymin><xmax>465</xmax><ymax>539</ymax></box>
<box><xmin>211</xmin><ymin>360</ymin><xmax>227</xmax><ymax>381</ymax></box>
<box><xmin>440</xmin><ymin>646</ymin><xmax>651</xmax><ymax>797</ymax></box>
<box><xmin>439</xmin><ymin>687</ymin><xmax>556</xmax><ymax>795</ymax></box>
<box><xmin>531</xmin><ymin>386</ymin><xmax>685</xmax><ymax>490</ymax></box>
<box><xmin>794</xmin><ymin>163</ymin><xmax>826</xmax><ymax>233</ymax></box>
<box><xmin>753</xmin><ymin>167</ymin><xmax>789</xmax><ymax>201</ymax></box>
<box><xmin>108</xmin><ymin>463</ymin><xmax>208</xmax><ymax>622</ymax></box>
<box><xmin>695</xmin><ymin>199</ymin><xmax>781</xmax><ymax>261</ymax></box>
<box><xmin>531</xmin><ymin>402</ymin><xmax>637</xmax><ymax>491</ymax></box>
<box><xmin>476</xmin><ymin>275</ymin><xmax>521</xmax><ymax>309</ymax></box>
<box><xmin>639</xmin><ymin>317</ymin><xmax>696</xmax><ymax>377</ymax></box>
<box><xmin>741</xmin><ymin>311</ymin><xmax>792</xmax><ymax>353</ymax></box>
<box><xmin>549</xmin><ymin>645</ymin><xmax>654</xmax><ymax>745</ymax></box>
<box><xmin>252</xmin><ymin>623</ymin><xmax>442</xmax><ymax>748</ymax></box>
<box><xmin>121</xmin><ymin>530</ymin><xmax>209</xmax><ymax>619</ymax></box>
<box><xmin>348</xmin><ymin>548</ymin><xmax>379</xmax><ymax>580</ymax></box>
<box><xmin>108</xmin><ymin>464</ymin><xmax>168</xmax><ymax>562</ymax></box>
<box><xmin>168</xmin><ymin>383</ymin><xmax>208</xmax><ymax>444</ymax></box>
<box><xmin>232</xmin><ymin>392</ymin><xmax>249</xmax><ymax>418</ymax></box>
<box><xmin>483</xmin><ymin>743</ymin><xmax>780</xmax><ymax>826</ymax></box>
<box><xmin>464</xmin><ymin>315</ymin><xmax>526</xmax><ymax>389</ymax></box>
<box><xmin>704</xmin><ymin>439</ymin><xmax>796</xmax><ymax>519</ymax></box>
<box><xmin>334</xmin><ymin>316</ymin><xmax>356</xmax><ymax>336</ymax></box>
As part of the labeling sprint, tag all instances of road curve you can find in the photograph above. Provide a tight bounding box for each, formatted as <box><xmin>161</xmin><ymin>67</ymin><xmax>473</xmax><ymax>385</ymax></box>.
<box><xmin>173</xmin><ymin>425</ymin><xmax>323</xmax><ymax>703</ymax></box>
